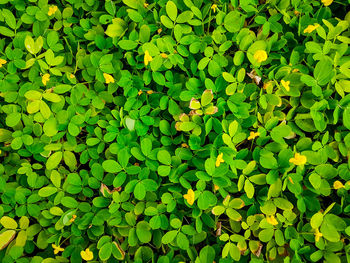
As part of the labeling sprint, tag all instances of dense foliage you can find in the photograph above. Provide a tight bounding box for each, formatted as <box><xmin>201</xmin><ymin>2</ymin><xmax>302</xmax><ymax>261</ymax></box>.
<box><xmin>0</xmin><ymin>0</ymin><xmax>350</xmax><ymax>262</ymax></box>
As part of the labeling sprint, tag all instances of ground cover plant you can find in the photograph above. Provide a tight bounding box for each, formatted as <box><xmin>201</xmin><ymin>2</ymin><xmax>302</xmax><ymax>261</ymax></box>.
<box><xmin>0</xmin><ymin>0</ymin><xmax>350</xmax><ymax>262</ymax></box>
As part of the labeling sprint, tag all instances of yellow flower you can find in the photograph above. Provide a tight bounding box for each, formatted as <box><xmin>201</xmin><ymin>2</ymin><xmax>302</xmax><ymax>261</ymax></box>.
<box><xmin>138</xmin><ymin>90</ymin><xmax>143</xmax><ymax>95</ymax></box>
<box><xmin>253</xmin><ymin>50</ymin><xmax>268</xmax><ymax>63</ymax></box>
<box><xmin>147</xmin><ymin>90</ymin><xmax>154</xmax><ymax>94</ymax></box>
<box><xmin>248</xmin><ymin>131</ymin><xmax>260</xmax><ymax>140</ymax></box>
<box><xmin>81</xmin><ymin>248</ymin><xmax>94</xmax><ymax>261</ymax></box>
<box><xmin>160</xmin><ymin>53</ymin><xmax>168</xmax><ymax>58</ymax></box>
<box><xmin>304</xmin><ymin>24</ymin><xmax>319</xmax><ymax>34</ymax></box>
<box><xmin>0</xmin><ymin>58</ymin><xmax>7</xmax><ymax>67</ymax></box>
<box><xmin>143</xmin><ymin>2</ymin><xmax>149</xmax><ymax>8</ymax></box>
<box><xmin>42</xmin><ymin>73</ymin><xmax>50</xmax><ymax>86</ymax></box>
<box><xmin>289</xmin><ymin>152</ymin><xmax>307</xmax><ymax>166</ymax></box>
<box><xmin>281</xmin><ymin>80</ymin><xmax>290</xmax><ymax>91</ymax></box>
<box><xmin>321</xmin><ymin>0</ymin><xmax>333</xmax><ymax>6</ymax></box>
<box><xmin>216</xmin><ymin>153</ymin><xmax>224</xmax><ymax>167</ymax></box>
<box><xmin>52</xmin><ymin>244</ymin><xmax>64</xmax><ymax>254</ymax></box>
<box><xmin>70</xmin><ymin>74</ymin><xmax>75</xmax><ymax>79</ymax></box>
<box><xmin>48</xmin><ymin>6</ymin><xmax>58</xmax><ymax>16</ymax></box>
<box><xmin>181</xmin><ymin>143</ymin><xmax>189</xmax><ymax>148</ymax></box>
<box><xmin>214</xmin><ymin>184</ymin><xmax>220</xmax><ymax>191</ymax></box>
<box><xmin>183</xmin><ymin>189</ymin><xmax>195</xmax><ymax>205</ymax></box>
<box><xmin>211</xmin><ymin>4</ymin><xmax>218</xmax><ymax>13</ymax></box>
<box><xmin>144</xmin><ymin>50</ymin><xmax>153</xmax><ymax>66</ymax></box>
<box><xmin>334</xmin><ymin>181</ymin><xmax>345</xmax><ymax>190</ymax></box>
<box><xmin>266</xmin><ymin>215</ymin><xmax>278</xmax><ymax>225</ymax></box>
<box><xmin>314</xmin><ymin>228</ymin><xmax>323</xmax><ymax>242</ymax></box>
<box><xmin>103</xmin><ymin>73</ymin><xmax>114</xmax><ymax>84</ymax></box>
<box><xmin>69</xmin><ymin>215</ymin><xmax>77</xmax><ymax>223</ymax></box>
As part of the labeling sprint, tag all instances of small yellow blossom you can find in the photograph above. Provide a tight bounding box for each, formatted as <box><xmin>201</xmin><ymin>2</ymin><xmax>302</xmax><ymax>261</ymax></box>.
<box><xmin>70</xmin><ymin>74</ymin><xmax>75</xmax><ymax>79</ymax></box>
<box><xmin>216</xmin><ymin>153</ymin><xmax>224</xmax><ymax>167</ymax></box>
<box><xmin>304</xmin><ymin>24</ymin><xmax>319</xmax><ymax>34</ymax></box>
<box><xmin>321</xmin><ymin>0</ymin><xmax>333</xmax><ymax>6</ymax></box>
<box><xmin>248</xmin><ymin>131</ymin><xmax>260</xmax><ymax>140</ymax></box>
<box><xmin>183</xmin><ymin>189</ymin><xmax>195</xmax><ymax>205</ymax></box>
<box><xmin>334</xmin><ymin>181</ymin><xmax>345</xmax><ymax>190</ymax></box>
<box><xmin>81</xmin><ymin>248</ymin><xmax>94</xmax><ymax>261</ymax></box>
<box><xmin>42</xmin><ymin>73</ymin><xmax>50</xmax><ymax>86</ymax></box>
<box><xmin>143</xmin><ymin>2</ymin><xmax>149</xmax><ymax>8</ymax></box>
<box><xmin>181</xmin><ymin>143</ymin><xmax>189</xmax><ymax>148</ymax></box>
<box><xmin>138</xmin><ymin>90</ymin><xmax>143</xmax><ymax>95</ymax></box>
<box><xmin>214</xmin><ymin>184</ymin><xmax>220</xmax><ymax>191</ymax></box>
<box><xmin>0</xmin><ymin>58</ymin><xmax>7</xmax><ymax>67</ymax></box>
<box><xmin>144</xmin><ymin>50</ymin><xmax>153</xmax><ymax>66</ymax></box>
<box><xmin>292</xmin><ymin>68</ymin><xmax>299</xmax><ymax>73</ymax></box>
<box><xmin>211</xmin><ymin>4</ymin><xmax>218</xmax><ymax>13</ymax></box>
<box><xmin>266</xmin><ymin>215</ymin><xmax>278</xmax><ymax>225</ymax></box>
<box><xmin>253</xmin><ymin>50</ymin><xmax>268</xmax><ymax>63</ymax></box>
<box><xmin>103</xmin><ymin>73</ymin><xmax>114</xmax><ymax>84</ymax></box>
<box><xmin>69</xmin><ymin>214</ymin><xmax>77</xmax><ymax>223</ymax></box>
<box><xmin>160</xmin><ymin>53</ymin><xmax>168</xmax><ymax>59</ymax></box>
<box><xmin>289</xmin><ymin>152</ymin><xmax>307</xmax><ymax>166</ymax></box>
<box><xmin>147</xmin><ymin>90</ymin><xmax>154</xmax><ymax>94</ymax></box>
<box><xmin>294</xmin><ymin>10</ymin><xmax>300</xmax><ymax>16</ymax></box>
<box><xmin>48</xmin><ymin>6</ymin><xmax>58</xmax><ymax>16</ymax></box>
<box><xmin>52</xmin><ymin>244</ymin><xmax>64</xmax><ymax>254</ymax></box>
<box><xmin>314</xmin><ymin>228</ymin><xmax>323</xmax><ymax>242</ymax></box>
<box><xmin>281</xmin><ymin>80</ymin><xmax>290</xmax><ymax>91</ymax></box>
<box><xmin>157</xmin><ymin>28</ymin><xmax>162</xmax><ymax>34</ymax></box>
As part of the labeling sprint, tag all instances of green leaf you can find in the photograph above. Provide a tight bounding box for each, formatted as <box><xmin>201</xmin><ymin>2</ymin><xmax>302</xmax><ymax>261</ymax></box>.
<box><xmin>0</xmin><ymin>230</ymin><xmax>16</xmax><ymax>250</ymax></box>
<box><xmin>39</xmin><ymin>101</ymin><xmax>51</xmax><ymax>119</ymax></box>
<box><xmin>25</xmin><ymin>36</ymin><xmax>35</xmax><ymax>54</ymax></box>
<box><xmin>2</xmin><ymin>9</ymin><xmax>16</xmax><ymax>29</ymax></box>
<box><xmin>157</xmin><ymin>150</ymin><xmax>171</xmax><ymax>165</ymax></box>
<box><xmin>46</xmin><ymin>152</ymin><xmax>63</xmax><ymax>170</ymax></box>
<box><xmin>160</xmin><ymin>15</ymin><xmax>174</xmax><ymax>29</ymax></box>
<box><xmin>166</xmin><ymin>1</ymin><xmax>177</xmax><ymax>21</ymax></box>
<box><xmin>176</xmin><ymin>232</ymin><xmax>189</xmax><ymax>250</ymax></box>
<box><xmin>105</xmin><ymin>18</ymin><xmax>127</xmax><ymax>38</ymax></box>
<box><xmin>136</xmin><ymin>221</ymin><xmax>152</xmax><ymax>243</ymax></box>
<box><xmin>314</xmin><ymin>58</ymin><xmax>334</xmax><ymax>86</ymax></box>
<box><xmin>38</xmin><ymin>187</ymin><xmax>57</xmax><ymax>197</ymax></box>
<box><xmin>119</xmin><ymin>40</ymin><xmax>138</xmax><ymax>50</ymax></box>
<box><xmin>0</xmin><ymin>26</ymin><xmax>14</xmax><ymax>37</ymax></box>
<box><xmin>0</xmin><ymin>216</ymin><xmax>18</xmax><ymax>229</ymax></box>
<box><xmin>343</xmin><ymin>107</ymin><xmax>350</xmax><ymax>130</ymax></box>
<box><xmin>134</xmin><ymin>182</ymin><xmax>146</xmax><ymax>200</ymax></box>
<box><xmin>102</xmin><ymin>160</ymin><xmax>122</xmax><ymax>173</ymax></box>
<box><xmin>162</xmin><ymin>230</ymin><xmax>177</xmax><ymax>244</ymax></box>
<box><xmin>320</xmin><ymin>221</ymin><xmax>340</xmax><ymax>242</ymax></box>
<box><xmin>224</xmin><ymin>11</ymin><xmax>244</xmax><ymax>33</ymax></box>
<box><xmin>259</xmin><ymin>228</ymin><xmax>274</xmax><ymax>242</ymax></box>
<box><xmin>199</xmin><ymin>246</ymin><xmax>215</xmax><ymax>263</ymax></box>
<box><xmin>201</xmin><ymin>90</ymin><xmax>213</xmax><ymax>107</ymax></box>
<box><xmin>141</xmin><ymin>138</ymin><xmax>152</xmax><ymax>156</ymax></box>
<box><xmin>99</xmin><ymin>242</ymin><xmax>112</xmax><ymax>261</ymax></box>
<box><xmin>64</xmin><ymin>151</ymin><xmax>77</xmax><ymax>171</ymax></box>
<box><xmin>43</xmin><ymin>118</ymin><xmax>57</xmax><ymax>137</ymax></box>
<box><xmin>244</xmin><ymin>180</ymin><xmax>254</xmax><ymax>199</ymax></box>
